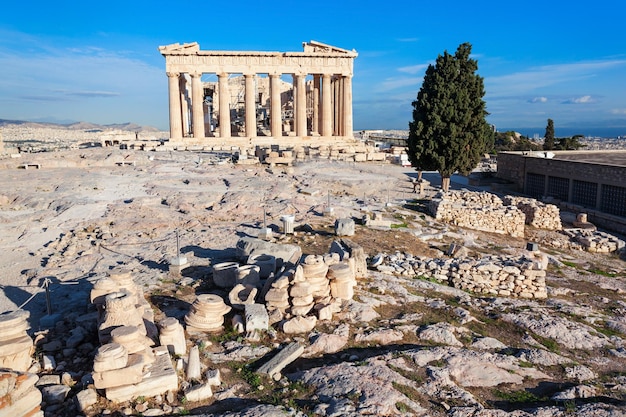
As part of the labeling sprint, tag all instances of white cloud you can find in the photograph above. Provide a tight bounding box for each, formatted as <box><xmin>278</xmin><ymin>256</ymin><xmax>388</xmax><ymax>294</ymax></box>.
<box><xmin>375</xmin><ymin>77</ymin><xmax>422</xmax><ymax>92</ymax></box>
<box><xmin>611</xmin><ymin>109</ymin><xmax>626</xmax><ymax>115</ymax></box>
<box><xmin>530</xmin><ymin>96</ymin><xmax>548</xmax><ymax>103</ymax></box>
<box><xmin>397</xmin><ymin>64</ymin><xmax>429</xmax><ymax>74</ymax></box>
<box><xmin>563</xmin><ymin>95</ymin><xmax>595</xmax><ymax>104</ymax></box>
<box><xmin>0</xmin><ymin>30</ymin><xmax>167</xmax><ymax>128</ymax></box>
<box><xmin>485</xmin><ymin>59</ymin><xmax>626</xmax><ymax>96</ymax></box>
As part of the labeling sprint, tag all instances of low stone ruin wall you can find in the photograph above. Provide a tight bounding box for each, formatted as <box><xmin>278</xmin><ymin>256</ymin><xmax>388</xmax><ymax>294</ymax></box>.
<box><xmin>430</xmin><ymin>191</ymin><xmax>563</xmax><ymax>237</ymax></box>
<box><xmin>503</xmin><ymin>196</ymin><xmax>562</xmax><ymax>230</ymax></box>
<box><xmin>561</xmin><ymin>229</ymin><xmax>626</xmax><ymax>253</ymax></box>
<box><xmin>377</xmin><ymin>252</ymin><xmax>548</xmax><ymax>299</ymax></box>
<box><xmin>429</xmin><ymin>191</ymin><xmax>526</xmax><ymax>237</ymax></box>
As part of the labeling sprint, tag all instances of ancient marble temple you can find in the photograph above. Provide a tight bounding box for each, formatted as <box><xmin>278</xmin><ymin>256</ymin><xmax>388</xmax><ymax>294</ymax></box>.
<box><xmin>158</xmin><ymin>41</ymin><xmax>357</xmax><ymax>142</ymax></box>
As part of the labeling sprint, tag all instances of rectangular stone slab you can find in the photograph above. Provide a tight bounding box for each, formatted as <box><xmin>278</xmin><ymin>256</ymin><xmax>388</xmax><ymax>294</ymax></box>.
<box><xmin>257</xmin><ymin>342</ymin><xmax>304</xmax><ymax>378</ymax></box>
<box><xmin>105</xmin><ymin>346</ymin><xmax>178</xmax><ymax>403</ymax></box>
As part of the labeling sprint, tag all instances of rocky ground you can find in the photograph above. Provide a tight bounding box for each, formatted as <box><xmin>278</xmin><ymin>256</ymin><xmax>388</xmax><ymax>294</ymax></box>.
<box><xmin>1</xmin><ymin>131</ymin><xmax>626</xmax><ymax>416</ymax></box>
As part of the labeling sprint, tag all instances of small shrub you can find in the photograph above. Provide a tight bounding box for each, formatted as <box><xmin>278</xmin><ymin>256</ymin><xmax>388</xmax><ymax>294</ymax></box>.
<box><xmin>493</xmin><ymin>388</ymin><xmax>540</xmax><ymax>403</ymax></box>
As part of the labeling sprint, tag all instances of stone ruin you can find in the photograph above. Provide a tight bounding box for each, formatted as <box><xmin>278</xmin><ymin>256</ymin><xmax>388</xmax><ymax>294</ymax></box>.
<box><xmin>0</xmin><ymin>235</ymin><xmax>369</xmax><ymax>413</ymax></box>
<box><xmin>561</xmin><ymin>229</ymin><xmax>626</xmax><ymax>253</ymax></box>
<box><xmin>502</xmin><ymin>196</ymin><xmax>562</xmax><ymax>230</ymax></box>
<box><xmin>376</xmin><ymin>250</ymin><xmax>549</xmax><ymax>299</ymax></box>
<box><xmin>0</xmin><ymin>311</ymin><xmax>42</xmax><ymax>417</ymax></box>
<box><xmin>89</xmin><ymin>267</ymin><xmax>178</xmax><ymax>403</ymax></box>
<box><xmin>430</xmin><ymin>191</ymin><xmax>526</xmax><ymax>237</ymax></box>
<box><xmin>0</xmin><ymin>310</ymin><xmax>34</xmax><ymax>372</ymax></box>
<box><xmin>430</xmin><ymin>190</ymin><xmax>562</xmax><ymax>237</ymax></box>
<box><xmin>0</xmin><ymin>224</ymin><xmax>565</xmax><ymax>414</ymax></box>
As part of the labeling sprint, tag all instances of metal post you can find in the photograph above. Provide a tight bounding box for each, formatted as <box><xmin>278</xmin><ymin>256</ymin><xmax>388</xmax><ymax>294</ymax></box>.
<box><xmin>44</xmin><ymin>278</ymin><xmax>52</xmax><ymax>315</ymax></box>
<box><xmin>176</xmin><ymin>229</ymin><xmax>180</xmax><ymax>257</ymax></box>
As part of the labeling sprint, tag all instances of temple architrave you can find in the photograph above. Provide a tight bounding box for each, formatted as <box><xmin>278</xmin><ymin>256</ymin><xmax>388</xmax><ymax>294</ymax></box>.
<box><xmin>158</xmin><ymin>41</ymin><xmax>358</xmax><ymax>145</ymax></box>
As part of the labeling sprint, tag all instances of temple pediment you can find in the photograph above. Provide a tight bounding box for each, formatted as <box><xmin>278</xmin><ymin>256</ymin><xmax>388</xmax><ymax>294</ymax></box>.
<box><xmin>158</xmin><ymin>42</ymin><xmax>200</xmax><ymax>54</ymax></box>
<box><xmin>302</xmin><ymin>40</ymin><xmax>356</xmax><ymax>55</ymax></box>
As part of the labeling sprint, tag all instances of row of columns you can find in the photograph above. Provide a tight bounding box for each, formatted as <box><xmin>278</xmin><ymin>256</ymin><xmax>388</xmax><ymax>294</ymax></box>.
<box><xmin>166</xmin><ymin>71</ymin><xmax>353</xmax><ymax>140</ymax></box>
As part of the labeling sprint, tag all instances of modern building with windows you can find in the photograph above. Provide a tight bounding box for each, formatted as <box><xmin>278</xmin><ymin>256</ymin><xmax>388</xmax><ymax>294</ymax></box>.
<box><xmin>496</xmin><ymin>150</ymin><xmax>626</xmax><ymax>232</ymax></box>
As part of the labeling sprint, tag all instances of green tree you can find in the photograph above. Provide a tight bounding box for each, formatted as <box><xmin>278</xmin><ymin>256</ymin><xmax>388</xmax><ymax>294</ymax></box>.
<box><xmin>408</xmin><ymin>42</ymin><xmax>493</xmax><ymax>192</ymax></box>
<box><xmin>555</xmin><ymin>134</ymin><xmax>585</xmax><ymax>150</ymax></box>
<box><xmin>543</xmin><ymin>119</ymin><xmax>555</xmax><ymax>150</ymax></box>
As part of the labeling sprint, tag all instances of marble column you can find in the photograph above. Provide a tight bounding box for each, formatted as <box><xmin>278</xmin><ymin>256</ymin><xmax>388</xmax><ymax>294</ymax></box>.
<box><xmin>312</xmin><ymin>75</ymin><xmax>320</xmax><ymax>135</ymax></box>
<box><xmin>338</xmin><ymin>77</ymin><xmax>345</xmax><ymax>136</ymax></box>
<box><xmin>343</xmin><ymin>75</ymin><xmax>353</xmax><ymax>138</ymax></box>
<box><xmin>295</xmin><ymin>73</ymin><xmax>307</xmax><ymax>137</ymax></box>
<box><xmin>244</xmin><ymin>73</ymin><xmax>256</xmax><ymax>138</ymax></box>
<box><xmin>180</xmin><ymin>76</ymin><xmax>190</xmax><ymax>137</ymax></box>
<box><xmin>269</xmin><ymin>74</ymin><xmax>282</xmax><ymax>138</ymax></box>
<box><xmin>167</xmin><ymin>72</ymin><xmax>183</xmax><ymax>139</ymax></box>
<box><xmin>333</xmin><ymin>76</ymin><xmax>339</xmax><ymax>136</ymax></box>
<box><xmin>218</xmin><ymin>73</ymin><xmax>231</xmax><ymax>138</ymax></box>
<box><xmin>321</xmin><ymin>74</ymin><xmax>332</xmax><ymax>137</ymax></box>
<box><xmin>190</xmin><ymin>72</ymin><xmax>205</xmax><ymax>139</ymax></box>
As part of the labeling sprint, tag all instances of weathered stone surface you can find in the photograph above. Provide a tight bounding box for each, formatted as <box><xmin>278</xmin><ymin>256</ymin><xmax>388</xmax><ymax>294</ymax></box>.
<box><xmin>244</xmin><ymin>303</ymin><xmax>269</xmax><ymax>333</ymax></box>
<box><xmin>257</xmin><ymin>342</ymin><xmax>304</xmax><ymax>378</ymax></box>
<box><xmin>297</xmin><ymin>360</ymin><xmax>427</xmax><ymax>416</ymax></box>
<box><xmin>282</xmin><ymin>316</ymin><xmax>317</xmax><ymax>334</ymax></box>
<box><xmin>186</xmin><ymin>345</ymin><xmax>201</xmax><ymax>381</ymax></box>
<box><xmin>184</xmin><ymin>382</ymin><xmax>213</xmax><ymax>402</ymax></box>
<box><xmin>74</xmin><ymin>388</ymin><xmax>98</xmax><ymax>412</ymax></box>
<box><xmin>334</xmin><ymin>218</ymin><xmax>355</xmax><ymax>236</ymax></box>
<box><xmin>304</xmin><ymin>333</ymin><xmax>349</xmax><ymax>357</ymax></box>
<box><xmin>418</xmin><ymin>323</ymin><xmax>464</xmax><ymax>347</ymax></box>
<box><xmin>354</xmin><ymin>329</ymin><xmax>404</xmax><ymax>345</ymax></box>
<box><xmin>0</xmin><ymin>370</ymin><xmax>42</xmax><ymax>417</ymax></box>
<box><xmin>236</xmin><ymin>237</ymin><xmax>301</xmax><ymax>270</ymax></box>
<box><xmin>40</xmin><ymin>384</ymin><xmax>71</xmax><ymax>404</ymax></box>
<box><xmin>502</xmin><ymin>312</ymin><xmax>611</xmax><ymax>350</ymax></box>
<box><xmin>105</xmin><ymin>347</ymin><xmax>178</xmax><ymax>402</ymax></box>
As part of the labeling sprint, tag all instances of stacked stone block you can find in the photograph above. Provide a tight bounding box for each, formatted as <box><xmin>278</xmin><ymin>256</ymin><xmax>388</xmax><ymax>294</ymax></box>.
<box><xmin>0</xmin><ymin>369</ymin><xmax>43</xmax><ymax>417</ymax></box>
<box><xmin>91</xmin><ymin>267</ymin><xmax>155</xmax><ymax>342</ymax></box>
<box><xmin>430</xmin><ymin>191</ymin><xmax>526</xmax><ymax>237</ymax></box>
<box><xmin>92</xmin><ymin>343</ymin><xmax>145</xmax><ymax>389</ymax></box>
<box><xmin>185</xmin><ymin>294</ymin><xmax>232</xmax><ymax>333</ymax></box>
<box><xmin>0</xmin><ymin>310</ymin><xmax>33</xmax><ymax>372</ymax></box>
<box><xmin>98</xmin><ymin>292</ymin><xmax>147</xmax><ymax>344</ymax></box>
<box><xmin>289</xmin><ymin>266</ymin><xmax>316</xmax><ymax>317</ymax></box>
<box><xmin>568</xmin><ymin>230</ymin><xmax>626</xmax><ymax>253</ymax></box>
<box><xmin>327</xmin><ymin>263</ymin><xmax>357</xmax><ymax>300</ymax></box>
<box><xmin>301</xmin><ymin>255</ymin><xmax>331</xmax><ymax>301</ymax></box>
<box><xmin>503</xmin><ymin>196</ymin><xmax>562</xmax><ymax>230</ymax></box>
<box><xmin>158</xmin><ymin>317</ymin><xmax>186</xmax><ymax>356</ymax></box>
<box><xmin>376</xmin><ymin>253</ymin><xmax>548</xmax><ymax>299</ymax></box>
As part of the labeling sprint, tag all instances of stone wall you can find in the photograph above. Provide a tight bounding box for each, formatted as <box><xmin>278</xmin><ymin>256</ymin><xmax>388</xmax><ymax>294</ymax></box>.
<box><xmin>429</xmin><ymin>191</ymin><xmax>526</xmax><ymax>237</ymax></box>
<box><xmin>503</xmin><ymin>196</ymin><xmax>562</xmax><ymax>230</ymax></box>
<box><xmin>377</xmin><ymin>252</ymin><xmax>548</xmax><ymax>299</ymax></box>
<box><xmin>561</xmin><ymin>229</ymin><xmax>626</xmax><ymax>253</ymax></box>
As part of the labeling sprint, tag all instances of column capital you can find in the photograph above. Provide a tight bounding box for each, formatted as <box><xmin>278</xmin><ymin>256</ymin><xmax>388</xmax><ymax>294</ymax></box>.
<box><xmin>166</xmin><ymin>71</ymin><xmax>180</xmax><ymax>78</ymax></box>
<box><xmin>217</xmin><ymin>72</ymin><xmax>229</xmax><ymax>78</ymax></box>
<box><xmin>189</xmin><ymin>71</ymin><xmax>203</xmax><ymax>78</ymax></box>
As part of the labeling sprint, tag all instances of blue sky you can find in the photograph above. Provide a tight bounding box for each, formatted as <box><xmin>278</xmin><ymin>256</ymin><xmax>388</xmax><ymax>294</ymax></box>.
<box><xmin>1</xmin><ymin>0</ymin><xmax>625</xmax><ymax>134</ymax></box>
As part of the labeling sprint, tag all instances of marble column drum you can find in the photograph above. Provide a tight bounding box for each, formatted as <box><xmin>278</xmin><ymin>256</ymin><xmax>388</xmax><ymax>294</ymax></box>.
<box><xmin>185</xmin><ymin>294</ymin><xmax>232</xmax><ymax>333</ymax></box>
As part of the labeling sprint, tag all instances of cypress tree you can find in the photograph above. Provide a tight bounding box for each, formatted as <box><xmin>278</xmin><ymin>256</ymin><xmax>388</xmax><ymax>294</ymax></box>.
<box><xmin>408</xmin><ymin>43</ymin><xmax>493</xmax><ymax>192</ymax></box>
<box><xmin>543</xmin><ymin>119</ymin><xmax>555</xmax><ymax>150</ymax></box>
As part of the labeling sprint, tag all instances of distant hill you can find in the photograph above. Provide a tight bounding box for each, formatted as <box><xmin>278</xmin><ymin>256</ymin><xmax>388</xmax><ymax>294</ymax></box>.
<box><xmin>0</xmin><ymin>119</ymin><xmax>163</xmax><ymax>132</ymax></box>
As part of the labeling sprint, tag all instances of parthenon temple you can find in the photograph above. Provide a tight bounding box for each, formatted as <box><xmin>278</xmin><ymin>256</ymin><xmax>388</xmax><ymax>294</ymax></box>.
<box><xmin>158</xmin><ymin>41</ymin><xmax>358</xmax><ymax>144</ymax></box>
